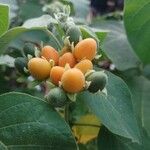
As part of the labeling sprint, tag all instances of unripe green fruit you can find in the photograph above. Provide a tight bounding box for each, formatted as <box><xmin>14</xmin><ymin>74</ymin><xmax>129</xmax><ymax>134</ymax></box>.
<box><xmin>23</xmin><ymin>43</ymin><xmax>35</xmax><ymax>57</ymax></box>
<box><xmin>66</xmin><ymin>26</ymin><xmax>82</xmax><ymax>45</ymax></box>
<box><xmin>45</xmin><ymin>88</ymin><xmax>68</xmax><ymax>107</ymax></box>
<box><xmin>14</xmin><ymin>57</ymin><xmax>28</xmax><ymax>75</ymax></box>
<box><xmin>62</xmin><ymin>21</ymin><xmax>75</xmax><ymax>32</ymax></box>
<box><xmin>87</xmin><ymin>71</ymin><xmax>108</xmax><ymax>93</ymax></box>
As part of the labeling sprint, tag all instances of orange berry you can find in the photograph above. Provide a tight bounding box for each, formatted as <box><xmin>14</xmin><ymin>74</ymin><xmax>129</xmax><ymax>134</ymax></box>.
<box><xmin>50</xmin><ymin>66</ymin><xmax>65</xmax><ymax>85</ymax></box>
<box><xmin>73</xmin><ymin>38</ymin><xmax>97</xmax><ymax>61</ymax></box>
<box><xmin>61</xmin><ymin>68</ymin><xmax>85</xmax><ymax>93</ymax></box>
<box><xmin>28</xmin><ymin>57</ymin><xmax>51</xmax><ymax>80</ymax></box>
<box><xmin>74</xmin><ymin>59</ymin><xmax>93</xmax><ymax>74</ymax></box>
<box><xmin>59</xmin><ymin>52</ymin><xmax>76</xmax><ymax>68</ymax></box>
<box><xmin>41</xmin><ymin>46</ymin><xmax>59</xmax><ymax>65</ymax></box>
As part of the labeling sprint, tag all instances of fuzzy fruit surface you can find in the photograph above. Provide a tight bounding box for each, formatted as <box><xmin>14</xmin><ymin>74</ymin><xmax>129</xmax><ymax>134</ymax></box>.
<box><xmin>50</xmin><ymin>66</ymin><xmax>65</xmax><ymax>85</ymax></box>
<box><xmin>87</xmin><ymin>71</ymin><xmax>108</xmax><ymax>93</ymax></box>
<box><xmin>46</xmin><ymin>87</ymin><xmax>68</xmax><ymax>107</ymax></box>
<box><xmin>59</xmin><ymin>52</ymin><xmax>76</xmax><ymax>68</ymax></box>
<box><xmin>28</xmin><ymin>58</ymin><xmax>51</xmax><ymax>80</ymax></box>
<box><xmin>75</xmin><ymin>59</ymin><xmax>93</xmax><ymax>74</ymax></box>
<box><xmin>23</xmin><ymin>43</ymin><xmax>35</xmax><ymax>57</ymax></box>
<box><xmin>61</xmin><ymin>68</ymin><xmax>85</xmax><ymax>93</ymax></box>
<box><xmin>14</xmin><ymin>57</ymin><xmax>28</xmax><ymax>75</ymax></box>
<box><xmin>41</xmin><ymin>46</ymin><xmax>59</xmax><ymax>65</ymax></box>
<box><xmin>74</xmin><ymin>38</ymin><xmax>97</xmax><ymax>61</ymax></box>
<box><xmin>66</xmin><ymin>26</ymin><xmax>82</xmax><ymax>45</ymax></box>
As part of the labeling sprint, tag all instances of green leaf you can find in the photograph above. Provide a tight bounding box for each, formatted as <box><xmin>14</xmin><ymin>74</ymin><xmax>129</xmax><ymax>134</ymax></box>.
<box><xmin>98</xmin><ymin>126</ymin><xmax>150</xmax><ymax>150</ymax></box>
<box><xmin>0</xmin><ymin>0</ymin><xmax>18</xmax><ymax>21</ymax></box>
<box><xmin>23</xmin><ymin>15</ymin><xmax>57</xmax><ymax>28</ymax></box>
<box><xmin>124</xmin><ymin>0</ymin><xmax>150</xmax><ymax>64</ymax></box>
<box><xmin>127</xmin><ymin>76</ymin><xmax>150</xmax><ymax>136</ymax></box>
<box><xmin>0</xmin><ymin>92</ymin><xmax>77</xmax><ymax>150</ymax></box>
<box><xmin>0</xmin><ymin>141</ymin><xmax>8</xmax><ymax>150</ymax></box>
<box><xmin>142</xmin><ymin>82</ymin><xmax>150</xmax><ymax>136</ymax></box>
<box><xmin>143</xmin><ymin>65</ymin><xmax>150</xmax><ymax>80</ymax></box>
<box><xmin>95</xmin><ymin>30</ymin><xmax>108</xmax><ymax>44</ymax></box>
<box><xmin>77</xmin><ymin>71</ymin><xmax>141</xmax><ymax>143</ymax></box>
<box><xmin>19</xmin><ymin>0</ymin><xmax>43</xmax><ymax>21</ymax></box>
<box><xmin>0</xmin><ymin>4</ymin><xmax>9</xmax><ymax>36</ymax></box>
<box><xmin>98</xmin><ymin>126</ymin><xmax>136</xmax><ymax>150</ymax></box>
<box><xmin>80</xmin><ymin>25</ymin><xmax>99</xmax><ymax>40</ymax></box>
<box><xmin>126</xmin><ymin>76</ymin><xmax>144</xmax><ymax>125</ymax></box>
<box><xmin>91</xmin><ymin>20</ymin><xmax>141</xmax><ymax>71</ymax></box>
<box><xmin>70</xmin><ymin>0</ymin><xmax>90</xmax><ymax>23</ymax></box>
<box><xmin>0</xmin><ymin>27</ymin><xmax>61</xmax><ymax>55</ymax></box>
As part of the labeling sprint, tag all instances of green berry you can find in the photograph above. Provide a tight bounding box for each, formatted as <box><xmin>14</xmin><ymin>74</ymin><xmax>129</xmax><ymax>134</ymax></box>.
<box><xmin>14</xmin><ymin>57</ymin><xmax>28</xmax><ymax>75</ymax></box>
<box><xmin>45</xmin><ymin>87</ymin><xmax>68</xmax><ymax>107</ymax></box>
<box><xmin>23</xmin><ymin>43</ymin><xmax>35</xmax><ymax>57</ymax></box>
<box><xmin>87</xmin><ymin>71</ymin><xmax>108</xmax><ymax>93</ymax></box>
<box><xmin>66</xmin><ymin>26</ymin><xmax>82</xmax><ymax>45</ymax></box>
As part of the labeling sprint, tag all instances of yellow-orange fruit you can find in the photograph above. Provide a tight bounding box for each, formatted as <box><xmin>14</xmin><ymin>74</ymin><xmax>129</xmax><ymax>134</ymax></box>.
<box><xmin>41</xmin><ymin>46</ymin><xmax>59</xmax><ymax>65</ymax></box>
<box><xmin>50</xmin><ymin>66</ymin><xmax>65</xmax><ymax>85</ymax></box>
<box><xmin>61</xmin><ymin>68</ymin><xmax>85</xmax><ymax>93</ymax></box>
<box><xmin>74</xmin><ymin>59</ymin><xmax>93</xmax><ymax>74</ymax></box>
<box><xmin>28</xmin><ymin>57</ymin><xmax>51</xmax><ymax>80</ymax></box>
<box><xmin>59</xmin><ymin>52</ymin><xmax>76</xmax><ymax>68</ymax></box>
<box><xmin>73</xmin><ymin>38</ymin><xmax>97</xmax><ymax>61</ymax></box>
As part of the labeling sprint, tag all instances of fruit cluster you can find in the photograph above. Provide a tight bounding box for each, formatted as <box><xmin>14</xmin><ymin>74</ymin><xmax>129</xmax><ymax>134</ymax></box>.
<box><xmin>14</xmin><ymin>36</ymin><xmax>108</xmax><ymax>107</ymax></box>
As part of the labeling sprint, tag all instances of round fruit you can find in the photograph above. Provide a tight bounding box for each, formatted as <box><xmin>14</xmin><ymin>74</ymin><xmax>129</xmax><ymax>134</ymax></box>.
<box><xmin>62</xmin><ymin>21</ymin><xmax>75</xmax><ymax>32</ymax></box>
<box><xmin>61</xmin><ymin>68</ymin><xmax>85</xmax><ymax>93</ymax></box>
<box><xmin>74</xmin><ymin>59</ymin><xmax>93</xmax><ymax>74</ymax></box>
<box><xmin>59</xmin><ymin>52</ymin><xmax>76</xmax><ymax>68</ymax></box>
<box><xmin>45</xmin><ymin>87</ymin><xmax>68</xmax><ymax>107</ymax></box>
<box><xmin>87</xmin><ymin>71</ymin><xmax>108</xmax><ymax>93</ymax></box>
<box><xmin>14</xmin><ymin>57</ymin><xmax>28</xmax><ymax>75</ymax></box>
<box><xmin>66</xmin><ymin>26</ymin><xmax>82</xmax><ymax>45</ymax></box>
<box><xmin>73</xmin><ymin>38</ymin><xmax>97</xmax><ymax>61</ymax></box>
<box><xmin>28</xmin><ymin>57</ymin><xmax>51</xmax><ymax>80</ymax></box>
<box><xmin>50</xmin><ymin>66</ymin><xmax>65</xmax><ymax>85</ymax></box>
<box><xmin>23</xmin><ymin>43</ymin><xmax>35</xmax><ymax>57</ymax></box>
<box><xmin>41</xmin><ymin>45</ymin><xmax>59</xmax><ymax>65</ymax></box>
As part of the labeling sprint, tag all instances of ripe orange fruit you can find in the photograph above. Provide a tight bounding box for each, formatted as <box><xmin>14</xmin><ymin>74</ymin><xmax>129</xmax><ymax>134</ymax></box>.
<box><xmin>73</xmin><ymin>38</ymin><xmax>97</xmax><ymax>61</ymax></box>
<box><xmin>59</xmin><ymin>52</ymin><xmax>76</xmax><ymax>68</ymax></box>
<box><xmin>61</xmin><ymin>68</ymin><xmax>85</xmax><ymax>93</ymax></box>
<box><xmin>28</xmin><ymin>57</ymin><xmax>51</xmax><ymax>80</ymax></box>
<box><xmin>50</xmin><ymin>66</ymin><xmax>65</xmax><ymax>85</ymax></box>
<box><xmin>74</xmin><ymin>59</ymin><xmax>93</xmax><ymax>74</ymax></box>
<box><xmin>41</xmin><ymin>45</ymin><xmax>59</xmax><ymax>65</ymax></box>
